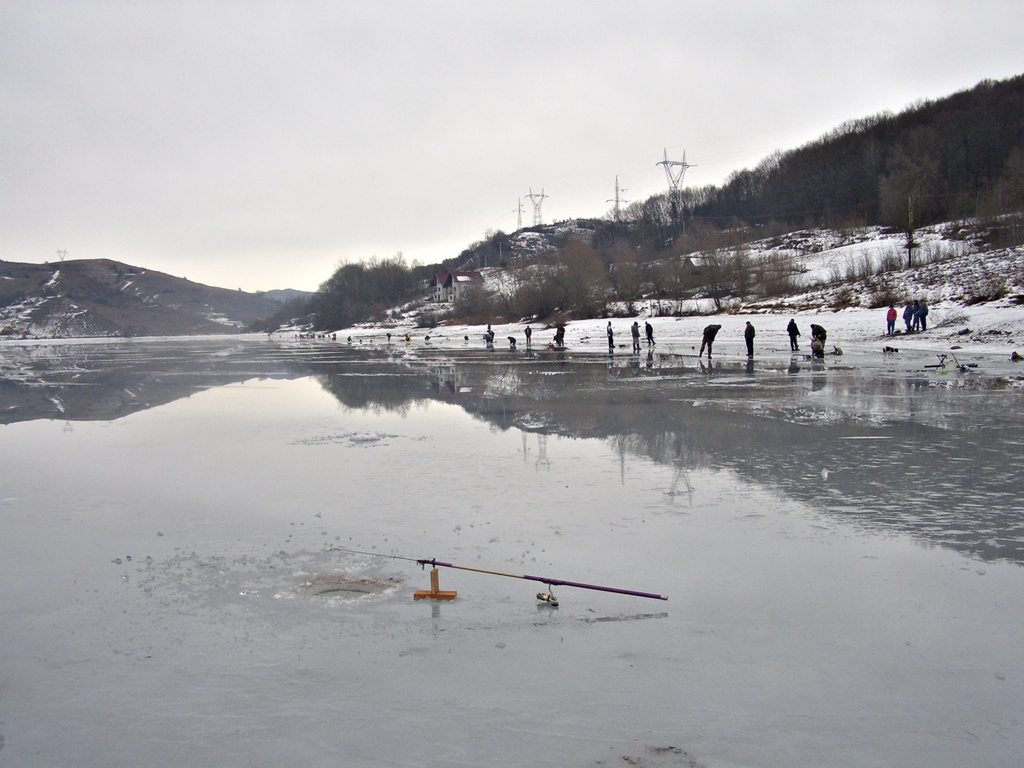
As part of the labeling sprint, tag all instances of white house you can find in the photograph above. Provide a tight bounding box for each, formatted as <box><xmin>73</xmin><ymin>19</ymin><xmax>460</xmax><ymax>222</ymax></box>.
<box><xmin>430</xmin><ymin>271</ymin><xmax>484</xmax><ymax>303</ymax></box>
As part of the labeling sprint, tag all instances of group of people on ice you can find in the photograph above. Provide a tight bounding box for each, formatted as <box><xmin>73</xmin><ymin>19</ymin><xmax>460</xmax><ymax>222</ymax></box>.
<box><xmin>606</xmin><ymin>320</ymin><xmax>656</xmax><ymax>353</ymax></box>
<box><xmin>487</xmin><ymin>318</ymin><xmax>843</xmax><ymax>360</ymax></box>
<box><xmin>886</xmin><ymin>300</ymin><xmax>929</xmax><ymax>335</ymax></box>
<box><xmin>696</xmin><ymin>319</ymin><xmax>828</xmax><ymax>359</ymax></box>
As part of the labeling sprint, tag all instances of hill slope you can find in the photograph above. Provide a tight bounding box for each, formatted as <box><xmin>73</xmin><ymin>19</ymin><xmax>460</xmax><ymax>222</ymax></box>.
<box><xmin>0</xmin><ymin>259</ymin><xmax>283</xmax><ymax>338</ymax></box>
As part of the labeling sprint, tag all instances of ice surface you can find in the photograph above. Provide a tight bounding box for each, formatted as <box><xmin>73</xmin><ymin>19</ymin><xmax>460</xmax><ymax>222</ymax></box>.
<box><xmin>1</xmin><ymin>337</ymin><xmax>1023</xmax><ymax>767</ymax></box>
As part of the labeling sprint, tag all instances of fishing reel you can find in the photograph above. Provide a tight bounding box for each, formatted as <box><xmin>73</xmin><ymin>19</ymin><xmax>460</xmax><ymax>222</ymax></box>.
<box><xmin>536</xmin><ymin>584</ymin><xmax>559</xmax><ymax>607</ymax></box>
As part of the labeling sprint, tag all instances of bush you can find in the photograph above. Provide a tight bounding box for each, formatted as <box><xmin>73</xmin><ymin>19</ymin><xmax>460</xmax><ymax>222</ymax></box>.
<box><xmin>866</xmin><ymin>277</ymin><xmax>902</xmax><ymax>308</ymax></box>
<box><xmin>935</xmin><ymin>308</ymin><xmax>970</xmax><ymax>327</ymax></box>
<box><xmin>965</xmin><ymin>275</ymin><xmax>1009</xmax><ymax>304</ymax></box>
<box><xmin>831</xmin><ymin>286</ymin><xmax>860</xmax><ymax>310</ymax></box>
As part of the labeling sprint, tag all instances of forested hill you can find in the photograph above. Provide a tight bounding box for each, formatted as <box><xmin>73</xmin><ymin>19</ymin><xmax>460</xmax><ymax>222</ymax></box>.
<box><xmin>679</xmin><ymin>75</ymin><xmax>1024</xmax><ymax>232</ymax></box>
<box><xmin>426</xmin><ymin>73</ymin><xmax>1024</xmax><ymax>273</ymax></box>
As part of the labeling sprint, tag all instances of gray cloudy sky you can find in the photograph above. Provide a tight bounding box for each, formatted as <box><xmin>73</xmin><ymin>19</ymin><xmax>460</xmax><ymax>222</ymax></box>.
<box><xmin>2</xmin><ymin>1</ymin><xmax>1022</xmax><ymax>292</ymax></box>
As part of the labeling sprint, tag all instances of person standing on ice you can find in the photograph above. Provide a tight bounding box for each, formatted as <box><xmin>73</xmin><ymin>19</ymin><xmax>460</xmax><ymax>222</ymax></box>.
<box><xmin>886</xmin><ymin>305</ymin><xmax>897</xmax><ymax>335</ymax></box>
<box><xmin>787</xmin><ymin>318</ymin><xmax>800</xmax><ymax>351</ymax></box>
<box><xmin>699</xmin><ymin>324</ymin><xmax>721</xmax><ymax>358</ymax></box>
<box><xmin>744</xmin><ymin>321</ymin><xmax>756</xmax><ymax>357</ymax></box>
<box><xmin>631</xmin><ymin>321</ymin><xmax>641</xmax><ymax>353</ymax></box>
<box><xmin>905</xmin><ymin>303</ymin><xmax>921</xmax><ymax>331</ymax></box>
<box><xmin>524</xmin><ymin>325</ymin><xmax>532</xmax><ymax>348</ymax></box>
<box><xmin>901</xmin><ymin>303</ymin><xmax>917</xmax><ymax>331</ymax></box>
<box><xmin>607</xmin><ymin>321</ymin><xmax>614</xmax><ymax>352</ymax></box>
<box><xmin>554</xmin><ymin>323</ymin><xmax>565</xmax><ymax>347</ymax></box>
<box><xmin>918</xmin><ymin>300</ymin><xmax>929</xmax><ymax>331</ymax></box>
<box><xmin>645</xmin><ymin>321</ymin><xmax>655</xmax><ymax>346</ymax></box>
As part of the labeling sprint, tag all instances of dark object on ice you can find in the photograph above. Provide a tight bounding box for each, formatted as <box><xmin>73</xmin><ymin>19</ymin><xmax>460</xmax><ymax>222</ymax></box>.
<box><xmin>883</xmin><ymin>346</ymin><xmax>899</xmax><ymax>354</ymax></box>
<box><xmin>957</xmin><ymin>328</ymin><xmax>972</xmax><ymax>336</ymax></box>
<box><xmin>810</xmin><ymin>324</ymin><xmax>827</xmax><ymax>343</ymax></box>
<box><xmin>1012</xmin><ymin>351</ymin><xmax>1023</xmax><ymax>362</ymax></box>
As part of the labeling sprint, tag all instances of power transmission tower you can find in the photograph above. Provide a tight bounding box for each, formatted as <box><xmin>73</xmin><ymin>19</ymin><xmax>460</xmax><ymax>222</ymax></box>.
<box><xmin>56</xmin><ymin>249</ymin><xmax>67</xmax><ymax>263</ymax></box>
<box><xmin>527</xmin><ymin>187</ymin><xmax>548</xmax><ymax>226</ymax></box>
<box><xmin>515</xmin><ymin>198</ymin><xmax>524</xmax><ymax>231</ymax></box>
<box><xmin>658</xmin><ymin>148</ymin><xmax>696</xmax><ymax>233</ymax></box>
<box><xmin>607</xmin><ymin>176</ymin><xmax>629</xmax><ymax>222</ymax></box>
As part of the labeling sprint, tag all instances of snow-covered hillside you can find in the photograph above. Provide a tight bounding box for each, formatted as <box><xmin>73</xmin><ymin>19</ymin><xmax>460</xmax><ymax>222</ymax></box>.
<box><xmin>334</xmin><ymin>222</ymin><xmax>1024</xmax><ymax>364</ymax></box>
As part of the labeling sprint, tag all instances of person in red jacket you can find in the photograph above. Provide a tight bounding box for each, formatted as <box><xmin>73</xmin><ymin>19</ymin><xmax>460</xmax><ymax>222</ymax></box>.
<box><xmin>886</xmin><ymin>305</ymin><xmax>897</xmax><ymax>335</ymax></box>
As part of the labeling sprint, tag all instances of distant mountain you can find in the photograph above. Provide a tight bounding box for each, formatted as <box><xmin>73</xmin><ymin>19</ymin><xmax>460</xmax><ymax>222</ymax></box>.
<box><xmin>262</xmin><ymin>288</ymin><xmax>314</xmax><ymax>304</ymax></box>
<box><xmin>0</xmin><ymin>258</ymin><xmax>283</xmax><ymax>338</ymax></box>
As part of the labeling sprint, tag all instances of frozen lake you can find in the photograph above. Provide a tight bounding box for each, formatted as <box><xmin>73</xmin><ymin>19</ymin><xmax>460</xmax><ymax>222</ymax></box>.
<box><xmin>2</xmin><ymin>336</ymin><xmax>1023</xmax><ymax>767</ymax></box>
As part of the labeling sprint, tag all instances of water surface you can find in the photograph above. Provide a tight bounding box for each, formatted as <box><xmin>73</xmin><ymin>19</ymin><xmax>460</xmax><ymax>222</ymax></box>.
<box><xmin>2</xmin><ymin>337</ymin><xmax>1022</xmax><ymax>767</ymax></box>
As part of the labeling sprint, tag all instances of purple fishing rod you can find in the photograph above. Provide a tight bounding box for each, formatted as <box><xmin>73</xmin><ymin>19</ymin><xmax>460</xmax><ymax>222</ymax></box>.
<box><xmin>417</xmin><ymin>558</ymin><xmax>669</xmax><ymax>601</ymax></box>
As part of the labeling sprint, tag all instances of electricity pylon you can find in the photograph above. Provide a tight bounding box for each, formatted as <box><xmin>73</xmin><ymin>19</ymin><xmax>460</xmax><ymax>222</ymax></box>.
<box><xmin>607</xmin><ymin>176</ymin><xmax>629</xmax><ymax>222</ymax></box>
<box><xmin>657</xmin><ymin>149</ymin><xmax>695</xmax><ymax>233</ymax></box>
<box><xmin>527</xmin><ymin>187</ymin><xmax>548</xmax><ymax>226</ymax></box>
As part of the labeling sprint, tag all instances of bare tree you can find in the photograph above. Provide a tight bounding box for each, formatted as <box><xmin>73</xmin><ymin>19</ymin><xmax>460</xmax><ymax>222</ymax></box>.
<box><xmin>553</xmin><ymin>239</ymin><xmax>608</xmax><ymax>317</ymax></box>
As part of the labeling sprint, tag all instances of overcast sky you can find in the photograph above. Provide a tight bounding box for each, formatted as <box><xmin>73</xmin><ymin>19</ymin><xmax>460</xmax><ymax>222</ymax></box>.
<box><xmin>2</xmin><ymin>1</ymin><xmax>1022</xmax><ymax>293</ymax></box>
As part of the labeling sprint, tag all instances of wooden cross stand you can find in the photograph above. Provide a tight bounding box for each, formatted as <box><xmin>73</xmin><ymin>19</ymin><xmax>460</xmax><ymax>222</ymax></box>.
<box><xmin>413</xmin><ymin>567</ymin><xmax>457</xmax><ymax>600</ymax></box>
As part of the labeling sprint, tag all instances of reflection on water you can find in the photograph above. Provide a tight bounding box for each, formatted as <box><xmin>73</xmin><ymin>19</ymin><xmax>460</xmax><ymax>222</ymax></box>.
<box><xmin>3</xmin><ymin>336</ymin><xmax>1022</xmax><ymax>565</ymax></box>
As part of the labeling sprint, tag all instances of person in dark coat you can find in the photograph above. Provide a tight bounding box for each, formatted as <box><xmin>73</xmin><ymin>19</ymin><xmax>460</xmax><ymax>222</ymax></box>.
<box><xmin>524</xmin><ymin>325</ymin><xmax>532</xmax><ymax>348</ymax></box>
<box><xmin>699</xmin><ymin>324</ymin><xmax>722</xmax><ymax>358</ymax></box>
<box><xmin>744</xmin><ymin>321</ymin><xmax>755</xmax><ymax>357</ymax></box>
<box><xmin>918</xmin><ymin>300</ymin><xmax>929</xmax><ymax>331</ymax></box>
<box><xmin>606</xmin><ymin>321</ymin><xmax>614</xmax><ymax>351</ymax></box>
<box><xmin>631</xmin><ymin>321</ymin><xmax>641</xmax><ymax>353</ymax></box>
<box><xmin>645</xmin><ymin>321</ymin><xmax>655</xmax><ymax>346</ymax></box>
<box><xmin>787</xmin><ymin>318</ymin><xmax>800</xmax><ymax>351</ymax></box>
<box><xmin>903</xmin><ymin>303</ymin><xmax>914</xmax><ymax>332</ymax></box>
<box><xmin>911</xmin><ymin>300</ymin><xmax>921</xmax><ymax>331</ymax></box>
<box><xmin>809</xmin><ymin>323</ymin><xmax>827</xmax><ymax>359</ymax></box>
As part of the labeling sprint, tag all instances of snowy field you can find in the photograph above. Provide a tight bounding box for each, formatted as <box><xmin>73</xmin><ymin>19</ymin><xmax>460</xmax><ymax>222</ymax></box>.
<box><xmin>2</xmin><ymin>334</ymin><xmax>1023</xmax><ymax>768</ymax></box>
